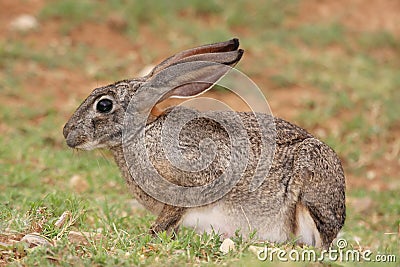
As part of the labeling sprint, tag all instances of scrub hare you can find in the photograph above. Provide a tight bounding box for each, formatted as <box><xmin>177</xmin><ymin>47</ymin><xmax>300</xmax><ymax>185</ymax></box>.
<box><xmin>63</xmin><ymin>38</ymin><xmax>345</xmax><ymax>248</ymax></box>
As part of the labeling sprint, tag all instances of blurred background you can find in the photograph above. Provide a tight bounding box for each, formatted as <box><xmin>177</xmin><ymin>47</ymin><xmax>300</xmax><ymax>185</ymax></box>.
<box><xmin>1</xmin><ymin>0</ymin><xmax>399</xmax><ymax>264</ymax></box>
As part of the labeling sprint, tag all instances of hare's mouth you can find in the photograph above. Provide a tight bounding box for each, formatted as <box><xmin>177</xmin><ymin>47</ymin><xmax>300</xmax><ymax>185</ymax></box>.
<box><xmin>75</xmin><ymin>141</ymin><xmax>105</xmax><ymax>150</ymax></box>
<box><xmin>66</xmin><ymin>134</ymin><xmax>102</xmax><ymax>150</ymax></box>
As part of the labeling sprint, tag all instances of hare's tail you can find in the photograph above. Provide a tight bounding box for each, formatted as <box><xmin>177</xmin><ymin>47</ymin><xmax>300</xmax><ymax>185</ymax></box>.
<box><xmin>292</xmin><ymin>138</ymin><xmax>346</xmax><ymax>248</ymax></box>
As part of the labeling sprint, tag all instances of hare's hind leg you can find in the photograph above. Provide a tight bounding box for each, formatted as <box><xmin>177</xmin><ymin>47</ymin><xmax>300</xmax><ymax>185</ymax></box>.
<box><xmin>292</xmin><ymin>138</ymin><xmax>346</xmax><ymax>248</ymax></box>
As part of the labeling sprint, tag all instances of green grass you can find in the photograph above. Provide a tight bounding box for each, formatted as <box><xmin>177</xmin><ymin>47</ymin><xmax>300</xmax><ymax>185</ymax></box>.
<box><xmin>1</xmin><ymin>0</ymin><xmax>399</xmax><ymax>265</ymax></box>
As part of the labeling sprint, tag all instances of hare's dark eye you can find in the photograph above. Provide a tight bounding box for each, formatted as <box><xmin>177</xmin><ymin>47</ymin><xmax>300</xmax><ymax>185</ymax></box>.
<box><xmin>96</xmin><ymin>99</ymin><xmax>113</xmax><ymax>113</ymax></box>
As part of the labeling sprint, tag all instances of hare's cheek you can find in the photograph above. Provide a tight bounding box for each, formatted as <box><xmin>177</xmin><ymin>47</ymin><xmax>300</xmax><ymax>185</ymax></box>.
<box><xmin>92</xmin><ymin>117</ymin><xmax>111</xmax><ymax>135</ymax></box>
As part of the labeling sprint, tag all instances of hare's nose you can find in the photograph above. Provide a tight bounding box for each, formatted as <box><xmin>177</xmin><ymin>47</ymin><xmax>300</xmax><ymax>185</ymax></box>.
<box><xmin>63</xmin><ymin>126</ymin><xmax>84</xmax><ymax>148</ymax></box>
<box><xmin>65</xmin><ymin>131</ymin><xmax>80</xmax><ymax>148</ymax></box>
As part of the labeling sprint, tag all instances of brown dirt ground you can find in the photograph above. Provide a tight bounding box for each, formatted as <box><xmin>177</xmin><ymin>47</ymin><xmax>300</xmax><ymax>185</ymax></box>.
<box><xmin>295</xmin><ymin>0</ymin><xmax>400</xmax><ymax>37</ymax></box>
<box><xmin>1</xmin><ymin>0</ymin><xmax>398</xmax><ymax>191</ymax></box>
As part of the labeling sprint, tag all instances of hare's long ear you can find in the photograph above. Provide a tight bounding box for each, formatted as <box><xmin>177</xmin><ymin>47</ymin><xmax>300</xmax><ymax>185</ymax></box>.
<box><xmin>151</xmin><ymin>49</ymin><xmax>244</xmax><ymax>102</ymax></box>
<box><xmin>144</xmin><ymin>38</ymin><xmax>240</xmax><ymax>79</ymax></box>
<box><xmin>133</xmin><ymin>40</ymin><xmax>243</xmax><ymax>120</ymax></box>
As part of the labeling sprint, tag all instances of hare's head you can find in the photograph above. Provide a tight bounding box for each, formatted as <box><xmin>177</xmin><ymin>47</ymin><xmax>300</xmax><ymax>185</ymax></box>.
<box><xmin>63</xmin><ymin>38</ymin><xmax>243</xmax><ymax>150</ymax></box>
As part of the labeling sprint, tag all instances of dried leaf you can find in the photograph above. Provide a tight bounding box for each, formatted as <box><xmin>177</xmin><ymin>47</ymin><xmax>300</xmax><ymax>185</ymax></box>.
<box><xmin>54</xmin><ymin>211</ymin><xmax>71</xmax><ymax>228</ymax></box>
<box><xmin>20</xmin><ymin>233</ymin><xmax>52</xmax><ymax>248</ymax></box>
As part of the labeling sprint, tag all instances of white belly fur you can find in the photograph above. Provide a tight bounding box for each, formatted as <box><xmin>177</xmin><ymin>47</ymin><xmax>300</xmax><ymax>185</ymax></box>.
<box><xmin>181</xmin><ymin>203</ymin><xmax>290</xmax><ymax>243</ymax></box>
<box><xmin>181</xmin><ymin>203</ymin><xmax>237</xmax><ymax>237</ymax></box>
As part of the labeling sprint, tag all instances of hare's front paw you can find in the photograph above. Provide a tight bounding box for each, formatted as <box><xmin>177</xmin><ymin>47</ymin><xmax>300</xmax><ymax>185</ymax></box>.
<box><xmin>149</xmin><ymin>205</ymin><xmax>185</xmax><ymax>237</ymax></box>
<box><xmin>149</xmin><ymin>223</ymin><xmax>179</xmax><ymax>238</ymax></box>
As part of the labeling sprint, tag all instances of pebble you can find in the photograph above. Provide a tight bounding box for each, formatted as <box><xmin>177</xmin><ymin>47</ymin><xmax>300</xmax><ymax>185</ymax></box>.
<box><xmin>9</xmin><ymin>14</ymin><xmax>39</xmax><ymax>32</ymax></box>
<box><xmin>219</xmin><ymin>238</ymin><xmax>235</xmax><ymax>254</ymax></box>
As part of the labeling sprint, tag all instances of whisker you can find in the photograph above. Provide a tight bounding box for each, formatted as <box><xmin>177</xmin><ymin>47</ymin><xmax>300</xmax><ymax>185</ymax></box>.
<box><xmin>99</xmin><ymin>150</ymin><xmax>112</xmax><ymax>166</ymax></box>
